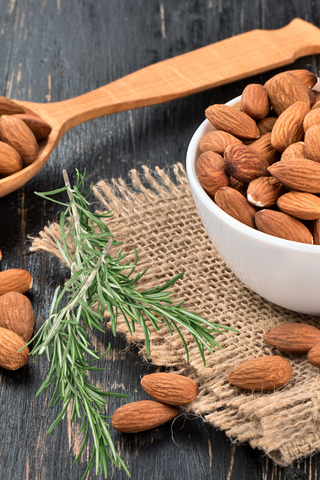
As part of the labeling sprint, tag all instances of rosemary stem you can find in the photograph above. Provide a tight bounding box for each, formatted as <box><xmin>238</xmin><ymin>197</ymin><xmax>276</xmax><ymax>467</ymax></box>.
<box><xmin>31</xmin><ymin>169</ymin><xmax>236</xmax><ymax>479</ymax></box>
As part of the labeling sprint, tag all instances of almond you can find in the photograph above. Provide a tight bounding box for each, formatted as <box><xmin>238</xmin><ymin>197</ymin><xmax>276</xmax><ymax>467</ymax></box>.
<box><xmin>287</xmin><ymin>69</ymin><xmax>318</xmax><ymax>90</ymax></box>
<box><xmin>0</xmin><ymin>269</ymin><xmax>33</xmax><ymax>296</ymax></box>
<box><xmin>255</xmin><ymin>209</ymin><xmax>313</xmax><ymax>244</ymax></box>
<box><xmin>247</xmin><ymin>177</ymin><xmax>286</xmax><ymax>207</ymax></box>
<box><xmin>111</xmin><ymin>400</ymin><xmax>179</xmax><ymax>433</ymax></box>
<box><xmin>205</xmin><ymin>104</ymin><xmax>260</xmax><ymax>140</ymax></box>
<box><xmin>269</xmin><ymin>158</ymin><xmax>320</xmax><ymax>193</ymax></box>
<box><xmin>0</xmin><ymin>327</ymin><xmax>29</xmax><ymax>370</ymax></box>
<box><xmin>215</xmin><ymin>187</ymin><xmax>256</xmax><ymax>228</ymax></box>
<box><xmin>224</xmin><ymin>143</ymin><xmax>269</xmax><ymax>183</ymax></box>
<box><xmin>303</xmin><ymin>108</ymin><xmax>320</xmax><ymax>131</ymax></box>
<box><xmin>141</xmin><ymin>373</ymin><xmax>199</xmax><ymax>406</ymax></box>
<box><xmin>310</xmin><ymin>218</ymin><xmax>320</xmax><ymax>245</ymax></box>
<box><xmin>249</xmin><ymin>132</ymin><xmax>280</xmax><ymax>165</ymax></box>
<box><xmin>271</xmin><ymin>101</ymin><xmax>310</xmax><ymax>152</ymax></box>
<box><xmin>13</xmin><ymin>113</ymin><xmax>52</xmax><ymax>140</ymax></box>
<box><xmin>307</xmin><ymin>343</ymin><xmax>320</xmax><ymax>368</ymax></box>
<box><xmin>281</xmin><ymin>142</ymin><xmax>305</xmax><ymax>162</ymax></box>
<box><xmin>263</xmin><ymin>323</ymin><xmax>320</xmax><ymax>354</ymax></box>
<box><xmin>199</xmin><ymin>130</ymin><xmax>242</xmax><ymax>155</ymax></box>
<box><xmin>241</xmin><ymin>84</ymin><xmax>270</xmax><ymax>120</ymax></box>
<box><xmin>0</xmin><ymin>97</ymin><xmax>24</xmax><ymax>115</ymax></box>
<box><xmin>277</xmin><ymin>191</ymin><xmax>320</xmax><ymax>220</ymax></box>
<box><xmin>304</xmin><ymin>124</ymin><xmax>320</xmax><ymax>163</ymax></box>
<box><xmin>0</xmin><ymin>292</ymin><xmax>34</xmax><ymax>342</ymax></box>
<box><xmin>196</xmin><ymin>151</ymin><xmax>229</xmax><ymax>196</ymax></box>
<box><xmin>264</xmin><ymin>72</ymin><xmax>310</xmax><ymax>116</ymax></box>
<box><xmin>227</xmin><ymin>355</ymin><xmax>292</xmax><ymax>391</ymax></box>
<box><xmin>257</xmin><ymin>117</ymin><xmax>277</xmax><ymax>136</ymax></box>
<box><xmin>0</xmin><ymin>115</ymin><xmax>39</xmax><ymax>165</ymax></box>
<box><xmin>0</xmin><ymin>141</ymin><xmax>22</xmax><ymax>176</ymax></box>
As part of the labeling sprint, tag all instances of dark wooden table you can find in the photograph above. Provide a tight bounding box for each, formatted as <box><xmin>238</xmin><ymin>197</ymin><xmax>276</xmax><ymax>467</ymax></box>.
<box><xmin>0</xmin><ymin>1</ymin><xmax>319</xmax><ymax>479</ymax></box>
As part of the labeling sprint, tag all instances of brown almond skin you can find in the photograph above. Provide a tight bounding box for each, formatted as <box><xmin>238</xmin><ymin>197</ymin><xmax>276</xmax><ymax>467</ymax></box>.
<box><xmin>241</xmin><ymin>84</ymin><xmax>270</xmax><ymax>120</ymax></box>
<box><xmin>257</xmin><ymin>117</ymin><xmax>277</xmax><ymax>136</ymax></box>
<box><xmin>0</xmin><ymin>269</ymin><xmax>33</xmax><ymax>296</ymax></box>
<box><xmin>255</xmin><ymin>209</ymin><xmax>313</xmax><ymax>244</ymax></box>
<box><xmin>0</xmin><ymin>292</ymin><xmax>34</xmax><ymax>342</ymax></box>
<box><xmin>227</xmin><ymin>356</ymin><xmax>293</xmax><ymax>391</ymax></box>
<box><xmin>111</xmin><ymin>400</ymin><xmax>179</xmax><ymax>433</ymax></box>
<box><xmin>263</xmin><ymin>323</ymin><xmax>320</xmax><ymax>354</ymax></box>
<box><xmin>215</xmin><ymin>187</ymin><xmax>256</xmax><ymax>229</ymax></box>
<box><xmin>287</xmin><ymin>69</ymin><xmax>318</xmax><ymax>90</ymax></box>
<box><xmin>247</xmin><ymin>177</ymin><xmax>286</xmax><ymax>208</ymax></box>
<box><xmin>277</xmin><ymin>191</ymin><xmax>320</xmax><ymax>221</ymax></box>
<box><xmin>303</xmin><ymin>108</ymin><xmax>320</xmax><ymax>131</ymax></box>
<box><xmin>224</xmin><ymin>143</ymin><xmax>269</xmax><ymax>183</ymax></box>
<box><xmin>310</xmin><ymin>218</ymin><xmax>320</xmax><ymax>245</ymax></box>
<box><xmin>269</xmin><ymin>158</ymin><xmax>320</xmax><ymax>193</ymax></box>
<box><xmin>141</xmin><ymin>373</ymin><xmax>199</xmax><ymax>406</ymax></box>
<box><xmin>307</xmin><ymin>343</ymin><xmax>320</xmax><ymax>368</ymax></box>
<box><xmin>232</xmin><ymin>101</ymin><xmax>242</xmax><ymax>111</ymax></box>
<box><xmin>304</xmin><ymin>124</ymin><xmax>320</xmax><ymax>163</ymax></box>
<box><xmin>281</xmin><ymin>142</ymin><xmax>305</xmax><ymax>162</ymax></box>
<box><xmin>0</xmin><ymin>327</ymin><xmax>29</xmax><ymax>370</ymax></box>
<box><xmin>196</xmin><ymin>151</ymin><xmax>229</xmax><ymax>197</ymax></box>
<box><xmin>229</xmin><ymin>176</ymin><xmax>248</xmax><ymax>196</ymax></box>
<box><xmin>271</xmin><ymin>101</ymin><xmax>310</xmax><ymax>152</ymax></box>
<box><xmin>13</xmin><ymin>113</ymin><xmax>52</xmax><ymax>140</ymax></box>
<box><xmin>199</xmin><ymin>130</ymin><xmax>242</xmax><ymax>155</ymax></box>
<box><xmin>0</xmin><ymin>141</ymin><xmax>22</xmax><ymax>176</ymax></box>
<box><xmin>308</xmin><ymin>90</ymin><xmax>318</xmax><ymax>108</ymax></box>
<box><xmin>0</xmin><ymin>96</ymin><xmax>25</xmax><ymax>115</ymax></box>
<box><xmin>264</xmin><ymin>72</ymin><xmax>310</xmax><ymax>116</ymax></box>
<box><xmin>205</xmin><ymin>104</ymin><xmax>260</xmax><ymax>140</ymax></box>
<box><xmin>0</xmin><ymin>115</ymin><xmax>39</xmax><ymax>165</ymax></box>
<box><xmin>249</xmin><ymin>132</ymin><xmax>280</xmax><ymax>165</ymax></box>
<box><xmin>312</xmin><ymin>100</ymin><xmax>320</xmax><ymax>110</ymax></box>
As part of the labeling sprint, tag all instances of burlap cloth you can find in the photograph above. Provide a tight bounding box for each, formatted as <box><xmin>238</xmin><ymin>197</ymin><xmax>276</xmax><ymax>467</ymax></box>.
<box><xmin>30</xmin><ymin>163</ymin><xmax>320</xmax><ymax>467</ymax></box>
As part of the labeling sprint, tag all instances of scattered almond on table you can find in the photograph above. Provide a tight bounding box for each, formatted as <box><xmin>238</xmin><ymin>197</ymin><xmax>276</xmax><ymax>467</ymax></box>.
<box><xmin>196</xmin><ymin>69</ymin><xmax>320</xmax><ymax>245</ymax></box>
<box><xmin>227</xmin><ymin>355</ymin><xmax>293</xmax><ymax>391</ymax></box>
<box><xmin>263</xmin><ymin>323</ymin><xmax>320</xmax><ymax>354</ymax></box>
<box><xmin>228</xmin><ymin>322</ymin><xmax>320</xmax><ymax>393</ymax></box>
<box><xmin>0</xmin><ymin>264</ymin><xmax>34</xmax><ymax>370</ymax></box>
<box><xmin>141</xmin><ymin>372</ymin><xmax>200</xmax><ymax>406</ymax></box>
<box><xmin>112</xmin><ymin>373</ymin><xmax>199</xmax><ymax>433</ymax></box>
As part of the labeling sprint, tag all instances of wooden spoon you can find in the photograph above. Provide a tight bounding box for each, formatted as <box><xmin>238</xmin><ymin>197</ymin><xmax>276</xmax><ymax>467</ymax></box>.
<box><xmin>1</xmin><ymin>18</ymin><xmax>320</xmax><ymax>198</ymax></box>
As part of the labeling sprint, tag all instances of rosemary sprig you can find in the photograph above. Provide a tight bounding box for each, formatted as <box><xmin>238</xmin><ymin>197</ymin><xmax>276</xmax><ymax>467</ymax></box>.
<box><xmin>29</xmin><ymin>169</ymin><xmax>236</xmax><ymax>478</ymax></box>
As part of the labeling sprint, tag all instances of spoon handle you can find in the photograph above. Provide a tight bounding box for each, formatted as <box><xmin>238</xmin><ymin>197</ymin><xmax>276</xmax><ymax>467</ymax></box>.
<box><xmin>43</xmin><ymin>18</ymin><xmax>320</xmax><ymax>133</ymax></box>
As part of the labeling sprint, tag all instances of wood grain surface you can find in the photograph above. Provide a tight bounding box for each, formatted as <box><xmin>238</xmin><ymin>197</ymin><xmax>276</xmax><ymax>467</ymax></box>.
<box><xmin>0</xmin><ymin>1</ymin><xmax>319</xmax><ymax>479</ymax></box>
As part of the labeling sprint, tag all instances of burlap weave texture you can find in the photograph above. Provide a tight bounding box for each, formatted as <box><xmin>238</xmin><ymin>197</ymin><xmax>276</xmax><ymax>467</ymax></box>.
<box><xmin>31</xmin><ymin>163</ymin><xmax>320</xmax><ymax>467</ymax></box>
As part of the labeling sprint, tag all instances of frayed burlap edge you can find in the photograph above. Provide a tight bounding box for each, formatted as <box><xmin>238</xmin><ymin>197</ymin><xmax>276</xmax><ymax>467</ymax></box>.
<box><xmin>30</xmin><ymin>163</ymin><xmax>320</xmax><ymax>467</ymax></box>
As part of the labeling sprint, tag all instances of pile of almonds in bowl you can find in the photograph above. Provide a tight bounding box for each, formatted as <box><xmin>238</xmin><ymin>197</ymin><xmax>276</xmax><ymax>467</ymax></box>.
<box><xmin>196</xmin><ymin>69</ymin><xmax>320</xmax><ymax>245</ymax></box>
<box><xmin>0</xmin><ymin>97</ymin><xmax>51</xmax><ymax>178</ymax></box>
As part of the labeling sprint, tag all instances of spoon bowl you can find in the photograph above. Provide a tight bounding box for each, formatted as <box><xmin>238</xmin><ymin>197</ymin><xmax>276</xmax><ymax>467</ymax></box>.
<box><xmin>1</xmin><ymin>18</ymin><xmax>320</xmax><ymax>197</ymax></box>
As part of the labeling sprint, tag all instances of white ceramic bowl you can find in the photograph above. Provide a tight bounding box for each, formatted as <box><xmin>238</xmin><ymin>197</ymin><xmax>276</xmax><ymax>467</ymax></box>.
<box><xmin>186</xmin><ymin>95</ymin><xmax>320</xmax><ymax>316</ymax></box>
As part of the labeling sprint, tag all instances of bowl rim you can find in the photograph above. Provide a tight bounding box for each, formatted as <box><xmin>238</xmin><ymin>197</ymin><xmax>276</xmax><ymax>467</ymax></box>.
<box><xmin>186</xmin><ymin>95</ymin><xmax>320</xmax><ymax>253</ymax></box>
